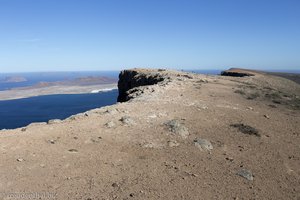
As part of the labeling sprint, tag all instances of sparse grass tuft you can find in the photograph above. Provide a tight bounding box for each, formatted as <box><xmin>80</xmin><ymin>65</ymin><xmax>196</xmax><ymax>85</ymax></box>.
<box><xmin>247</xmin><ymin>92</ymin><xmax>260</xmax><ymax>100</ymax></box>
<box><xmin>234</xmin><ymin>89</ymin><xmax>246</xmax><ymax>95</ymax></box>
<box><xmin>230</xmin><ymin>123</ymin><xmax>260</xmax><ymax>137</ymax></box>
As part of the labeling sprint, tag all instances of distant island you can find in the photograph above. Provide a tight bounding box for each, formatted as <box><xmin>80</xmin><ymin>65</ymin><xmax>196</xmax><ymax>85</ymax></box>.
<box><xmin>16</xmin><ymin>76</ymin><xmax>117</xmax><ymax>89</ymax></box>
<box><xmin>0</xmin><ymin>76</ymin><xmax>118</xmax><ymax>100</ymax></box>
<box><xmin>1</xmin><ymin>76</ymin><xmax>27</xmax><ymax>83</ymax></box>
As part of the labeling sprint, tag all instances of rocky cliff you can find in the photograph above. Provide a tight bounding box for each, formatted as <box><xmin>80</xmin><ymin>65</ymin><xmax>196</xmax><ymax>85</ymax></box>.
<box><xmin>117</xmin><ymin>69</ymin><xmax>167</xmax><ymax>102</ymax></box>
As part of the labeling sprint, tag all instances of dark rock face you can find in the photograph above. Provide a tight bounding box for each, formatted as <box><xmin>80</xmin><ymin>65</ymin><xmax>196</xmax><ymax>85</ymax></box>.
<box><xmin>117</xmin><ymin>69</ymin><xmax>165</xmax><ymax>102</ymax></box>
<box><xmin>221</xmin><ymin>71</ymin><xmax>255</xmax><ymax>77</ymax></box>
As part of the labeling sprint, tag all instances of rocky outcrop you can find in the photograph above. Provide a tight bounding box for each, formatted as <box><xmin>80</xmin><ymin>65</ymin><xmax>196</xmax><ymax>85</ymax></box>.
<box><xmin>117</xmin><ymin>69</ymin><xmax>166</xmax><ymax>102</ymax></box>
<box><xmin>221</xmin><ymin>68</ymin><xmax>255</xmax><ymax>77</ymax></box>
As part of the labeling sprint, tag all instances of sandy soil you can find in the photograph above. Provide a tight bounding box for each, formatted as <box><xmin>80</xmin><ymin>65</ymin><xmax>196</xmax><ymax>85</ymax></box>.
<box><xmin>0</xmin><ymin>69</ymin><xmax>299</xmax><ymax>200</ymax></box>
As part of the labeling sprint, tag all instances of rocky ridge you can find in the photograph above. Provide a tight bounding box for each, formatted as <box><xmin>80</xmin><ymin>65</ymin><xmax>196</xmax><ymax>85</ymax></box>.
<box><xmin>0</xmin><ymin>68</ymin><xmax>299</xmax><ymax>200</ymax></box>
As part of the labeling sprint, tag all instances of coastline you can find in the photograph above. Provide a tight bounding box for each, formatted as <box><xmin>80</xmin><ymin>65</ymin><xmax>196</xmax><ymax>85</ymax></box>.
<box><xmin>0</xmin><ymin>83</ymin><xmax>117</xmax><ymax>101</ymax></box>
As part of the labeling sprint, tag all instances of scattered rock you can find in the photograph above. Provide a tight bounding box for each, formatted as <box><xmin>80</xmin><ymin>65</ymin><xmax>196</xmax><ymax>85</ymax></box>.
<box><xmin>148</xmin><ymin>114</ymin><xmax>157</xmax><ymax>119</ymax></box>
<box><xmin>21</xmin><ymin>127</ymin><xmax>27</xmax><ymax>132</ymax></box>
<box><xmin>184</xmin><ymin>171</ymin><xmax>199</xmax><ymax>177</ymax></box>
<box><xmin>120</xmin><ymin>116</ymin><xmax>135</xmax><ymax>125</ymax></box>
<box><xmin>105</xmin><ymin>109</ymin><xmax>118</xmax><ymax>114</ymax></box>
<box><xmin>268</xmin><ymin>104</ymin><xmax>277</xmax><ymax>108</ymax></box>
<box><xmin>68</xmin><ymin>149</ymin><xmax>78</xmax><ymax>153</ymax></box>
<box><xmin>48</xmin><ymin>139</ymin><xmax>56</xmax><ymax>144</ymax></box>
<box><xmin>264</xmin><ymin>114</ymin><xmax>270</xmax><ymax>119</ymax></box>
<box><xmin>225</xmin><ymin>157</ymin><xmax>234</xmax><ymax>162</ymax></box>
<box><xmin>48</xmin><ymin>119</ymin><xmax>62</xmax><ymax>124</ymax></box>
<box><xmin>237</xmin><ymin>169</ymin><xmax>254</xmax><ymax>181</ymax></box>
<box><xmin>40</xmin><ymin>164</ymin><xmax>46</xmax><ymax>168</ymax></box>
<box><xmin>67</xmin><ymin>115</ymin><xmax>77</xmax><ymax>120</ymax></box>
<box><xmin>230</xmin><ymin>123</ymin><xmax>260</xmax><ymax>137</ymax></box>
<box><xmin>112</xmin><ymin>183</ymin><xmax>119</xmax><ymax>188</ymax></box>
<box><xmin>198</xmin><ymin>79</ymin><xmax>208</xmax><ymax>83</ymax></box>
<box><xmin>105</xmin><ymin>121</ymin><xmax>116</xmax><ymax>128</ymax></box>
<box><xmin>141</xmin><ymin>142</ymin><xmax>155</xmax><ymax>148</ymax></box>
<box><xmin>16</xmin><ymin>158</ymin><xmax>24</xmax><ymax>162</ymax></box>
<box><xmin>90</xmin><ymin>137</ymin><xmax>102</xmax><ymax>143</ymax></box>
<box><xmin>167</xmin><ymin>140</ymin><xmax>180</xmax><ymax>147</ymax></box>
<box><xmin>194</xmin><ymin>138</ymin><xmax>213</xmax><ymax>151</ymax></box>
<box><xmin>164</xmin><ymin>119</ymin><xmax>189</xmax><ymax>138</ymax></box>
<box><xmin>247</xmin><ymin>107</ymin><xmax>253</xmax><ymax>110</ymax></box>
<box><xmin>272</xmin><ymin>100</ymin><xmax>281</xmax><ymax>104</ymax></box>
<box><xmin>129</xmin><ymin>193</ymin><xmax>134</xmax><ymax>197</ymax></box>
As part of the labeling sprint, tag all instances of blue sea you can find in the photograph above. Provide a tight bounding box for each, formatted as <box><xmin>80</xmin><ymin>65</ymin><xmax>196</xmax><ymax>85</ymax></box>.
<box><xmin>0</xmin><ymin>71</ymin><xmax>119</xmax><ymax>129</ymax></box>
<box><xmin>0</xmin><ymin>90</ymin><xmax>118</xmax><ymax>129</ymax></box>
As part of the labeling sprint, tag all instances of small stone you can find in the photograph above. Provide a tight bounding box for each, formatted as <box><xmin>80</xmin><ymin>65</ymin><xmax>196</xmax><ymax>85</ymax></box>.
<box><xmin>184</xmin><ymin>171</ymin><xmax>199</xmax><ymax>177</ymax></box>
<box><xmin>142</xmin><ymin>143</ymin><xmax>155</xmax><ymax>148</ymax></box>
<box><xmin>264</xmin><ymin>114</ymin><xmax>270</xmax><ymax>119</ymax></box>
<box><xmin>225</xmin><ymin>157</ymin><xmax>234</xmax><ymax>162</ymax></box>
<box><xmin>247</xmin><ymin>107</ymin><xmax>253</xmax><ymax>110</ymax></box>
<box><xmin>68</xmin><ymin>149</ymin><xmax>78</xmax><ymax>153</ymax></box>
<box><xmin>40</xmin><ymin>164</ymin><xmax>46</xmax><ymax>168</ymax></box>
<box><xmin>48</xmin><ymin>139</ymin><xmax>55</xmax><ymax>144</ymax></box>
<box><xmin>167</xmin><ymin>140</ymin><xmax>180</xmax><ymax>147</ymax></box>
<box><xmin>237</xmin><ymin>169</ymin><xmax>253</xmax><ymax>181</ymax></box>
<box><xmin>105</xmin><ymin>121</ymin><xmax>115</xmax><ymax>128</ymax></box>
<box><xmin>17</xmin><ymin>158</ymin><xmax>24</xmax><ymax>162</ymax></box>
<box><xmin>21</xmin><ymin>127</ymin><xmax>27</xmax><ymax>132</ymax></box>
<box><xmin>148</xmin><ymin>114</ymin><xmax>157</xmax><ymax>119</ymax></box>
<box><xmin>194</xmin><ymin>138</ymin><xmax>213</xmax><ymax>151</ymax></box>
<box><xmin>47</xmin><ymin>119</ymin><xmax>62</xmax><ymax>124</ymax></box>
<box><xmin>164</xmin><ymin>119</ymin><xmax>189</xmax><ymax>138</ymax></box>
<box><xmin>129</xmin><ymin>193</ymin><xmax>134</xmax><ymax>197</ymax></box>
<box><xmin>105</xmin><ymin>109</ymin><xmax>118</xmax><ymax>114</ymax></box>
<box><xmin>120</xmin><ymin>116</ymin><xmax>135</xmax><ymax>125</ymax></box>
<box><xmin>112</xmin><ymin>183</ymin><xmax>119</xmax><ymax>187</ymax></box>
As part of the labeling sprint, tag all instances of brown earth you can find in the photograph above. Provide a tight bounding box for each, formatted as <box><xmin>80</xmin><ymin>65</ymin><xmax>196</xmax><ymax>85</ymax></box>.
<box><xmin>0</xmin><ymin>68</ymin><xmax>299</xmax><ymax>200</ymax></box>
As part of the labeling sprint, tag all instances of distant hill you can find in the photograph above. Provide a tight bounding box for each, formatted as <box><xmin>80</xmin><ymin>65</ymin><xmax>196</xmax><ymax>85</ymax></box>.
<box><xmin>1</xmin><ymin>76</ymin><xmax>27</xmax><ymax>83</ymax></box>
<box><xmin>13</xmin><ymin>76</ymin><xmax>117</xmax><ymax>90</ymax></box>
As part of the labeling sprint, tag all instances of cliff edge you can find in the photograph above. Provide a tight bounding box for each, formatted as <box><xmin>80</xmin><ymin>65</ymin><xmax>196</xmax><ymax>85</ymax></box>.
<box><xmin>0</xmin><ymin>68</ymin><xmax>299</xmax><ymax>200</ymax></box>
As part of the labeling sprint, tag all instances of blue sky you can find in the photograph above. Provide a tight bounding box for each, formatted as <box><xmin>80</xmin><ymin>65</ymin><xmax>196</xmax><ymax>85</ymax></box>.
<box><xmin>0</xmin><ymin>0</ymin><xmax>299</xmax><ymax>72</ymax></box>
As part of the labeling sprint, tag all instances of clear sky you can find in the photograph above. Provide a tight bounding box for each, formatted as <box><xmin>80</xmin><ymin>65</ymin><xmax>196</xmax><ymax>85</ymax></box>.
<box><xmin>0</xmin><ymin>0</ymin><xmax>299</xmax><ymax>72</ymax></box>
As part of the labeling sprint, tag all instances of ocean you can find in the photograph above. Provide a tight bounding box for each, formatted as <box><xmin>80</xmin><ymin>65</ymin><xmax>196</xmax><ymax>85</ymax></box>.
<box><xmin>0</xmin><ymin>90</ymin><xmax>118</xmax><ymax>130</ymax></box>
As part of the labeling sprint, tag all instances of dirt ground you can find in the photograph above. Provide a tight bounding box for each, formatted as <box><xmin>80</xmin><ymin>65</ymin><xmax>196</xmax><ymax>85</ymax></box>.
<box><xmin>0</xmin><ymin>69</ymin><xmax>299</xmax><ymax>200</ymax></box>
